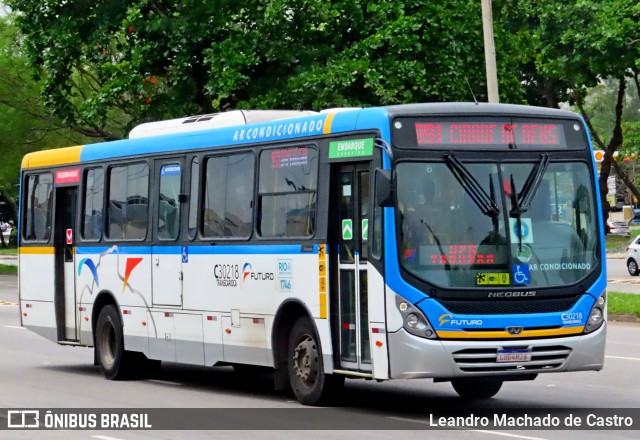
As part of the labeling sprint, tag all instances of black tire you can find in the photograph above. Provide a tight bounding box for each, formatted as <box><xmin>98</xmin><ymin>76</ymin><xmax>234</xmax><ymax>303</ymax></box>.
<box><xmin>628</xmin><ymin>259</ymin><xmax>640</xmax><ymax>276</ymax></box>
<box><xmin>95</xmin><ymin>304</ymin><xmax>138</xmax><ymax>380</ymax></box>
<box><xmin>288</xmin><ymin>317</ymin><xmax>344</xmax><ymax>406</ymax></box>
<box><xmin>451</xmin><ymin>377</ymin><xmax>503</xmax><ymax>399</ymax></box>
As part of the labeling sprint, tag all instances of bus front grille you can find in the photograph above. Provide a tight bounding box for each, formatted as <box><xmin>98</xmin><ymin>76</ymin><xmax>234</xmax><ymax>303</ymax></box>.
<box><xmin>437</xmin><ymin>296</ymin><xmax>580</xmax><ymax>315</ymax></box>
<box><xmin>451</xmin><ymin>345</ymin><xmax>572</xmax><ymax>373</ymax></box>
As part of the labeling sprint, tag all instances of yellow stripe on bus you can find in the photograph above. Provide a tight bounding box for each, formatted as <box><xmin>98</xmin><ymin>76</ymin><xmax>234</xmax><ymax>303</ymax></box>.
<box><xmin>19</xmin><ymin>247</ymin><xmax>55</xmax><ymax>255</ymax></box>
<box><xmin>319</xmin><ymin>293</ymin><xmax>327</xmax><ymax>319</ymax></box>
<box><xmin>21</xmin><ymin>145</ymin><xmax>84</xmax><ymax>169</ymax></box>
<box><xmin>323</xmin><ymin>113</ymin><xmax>335</xmax><ymax>134</ymax></box>
<box><xmin>436</xmin><ymin>326</ymin><xmax>584</xmax><ymax>339</ymax></box>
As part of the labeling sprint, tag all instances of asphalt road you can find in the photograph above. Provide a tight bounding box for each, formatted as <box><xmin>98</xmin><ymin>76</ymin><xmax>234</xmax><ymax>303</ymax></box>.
<box><xmin>0</xmin><ymin>275</ymin><xmax>639</xmax><ymax>439</ymax></box>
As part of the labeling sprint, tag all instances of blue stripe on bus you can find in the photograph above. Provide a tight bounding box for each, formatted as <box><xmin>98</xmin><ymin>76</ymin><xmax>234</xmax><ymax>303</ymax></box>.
<box><xmin>80</xmin><ymin>113</ymin><xmax>337</xmax><ymax>162</ymax></box>
<box><xmin>78</xmin><ymin>107</ymin><xmax>397</xmax><ymax>163</ymax></box>
<box><xmin>75</xmin><ymin>244</ymin><xmax>318</xmax><ymax>255</ymax></box>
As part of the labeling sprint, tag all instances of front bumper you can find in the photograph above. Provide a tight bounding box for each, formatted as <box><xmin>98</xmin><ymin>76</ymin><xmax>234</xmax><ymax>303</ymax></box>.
<box><xmin>387</xmin><ymin>322</ymin><xmax>606</xmax><ymax>379</ymax></box>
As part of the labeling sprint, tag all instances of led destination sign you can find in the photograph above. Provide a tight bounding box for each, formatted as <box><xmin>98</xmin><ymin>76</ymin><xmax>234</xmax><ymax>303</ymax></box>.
<box><xmin>392</xmin><ymin>116</ymin><xmax>586</xmax><ymax>149</ymax></box>
<box><xmin>415</xmin><ymin>122</ymin><xmax>562</xmax><ymax>146</ymax></box>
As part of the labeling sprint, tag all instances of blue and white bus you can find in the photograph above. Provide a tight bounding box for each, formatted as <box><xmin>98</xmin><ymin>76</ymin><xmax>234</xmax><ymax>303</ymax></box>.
<box><xmin>19</xmin><ymin>103</ymin><xmax>606</xmax><ymax>405</ymax></box>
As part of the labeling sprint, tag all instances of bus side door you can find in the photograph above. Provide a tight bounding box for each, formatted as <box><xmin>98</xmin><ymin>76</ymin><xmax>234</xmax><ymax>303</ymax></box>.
<box><xmin>332</xmin><ymin>162</ymin><xmax>372</xmax><ymax>372</ymax></box>
<box><xmin>151</xmin><ymin>160</ymin><xmax>184</xmax><ymax>307</ymax></box>
<box><xmin>54</xmin><ymin>185</ymin><xmax>79</xmax><ymax>341</ymax></box>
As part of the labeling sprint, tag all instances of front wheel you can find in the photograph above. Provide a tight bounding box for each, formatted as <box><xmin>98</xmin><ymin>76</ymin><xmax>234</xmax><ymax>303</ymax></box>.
<box><xmin>288</xmin><ymin>317</ymin><xmax>344</xmax><ymax>406</ymax></box>
<box><xmin>451</xmin><ymin>377</ymin><xmax>503</xmax><ymax>399</ymax></box>
<box><xmin>628</xmin><ymin>259</ymin><xmax>639</xmax><ymax>276</ymax></box>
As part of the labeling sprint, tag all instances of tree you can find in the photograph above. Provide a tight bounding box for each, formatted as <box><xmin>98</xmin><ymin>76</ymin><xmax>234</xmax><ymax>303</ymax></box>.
<box><xmin>0</xmin><ymin>13</ymin><xmax>89</xmax><ymax>243</ymax></box>
<box><xmin>531</xmin><ymin>0</ymin><xmax>640</xmax><ymax>224</ymax></box>
<box><xmin>6</xmin><ymin>0</ymin><xmax>535</xmax><ymax>141</ymax></box>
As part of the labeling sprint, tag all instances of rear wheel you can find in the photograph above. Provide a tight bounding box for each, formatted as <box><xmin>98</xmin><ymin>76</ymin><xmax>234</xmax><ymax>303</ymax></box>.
<box><xmin>95</xmin><ymin>305</ymin><xmax>140</xmax><ymax>380</ymax></box>
<box><xmin>627</xmin><ymin>259</ymin><xmax>639</xmax><ymax>276</ymax></box>
<box><xmin>451</xmin><ymin>377</ymin><xmax>503</xmax><ymax>399</ymax></box>
<box><xmin>288</xmin><ymin>317</ymin><xmax>344</xmax><ymax>406</ymax></box>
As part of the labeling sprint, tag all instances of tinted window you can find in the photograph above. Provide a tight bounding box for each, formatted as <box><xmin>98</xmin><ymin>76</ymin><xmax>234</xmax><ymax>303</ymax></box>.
<box><xmin>82</xmin><ymin>168</ymin><xmax>104</xmax><ymax>240</ymax></box>
<box><xmin>157</xmin><ymin>164</ymin><xmax>181</xmax><ymax>240</ymax></box>
<box><xmin>107</xmin><ymin>163</ymin><xmax>149</xmax><ymax>240</ymax></box>
<box><xmin>23</xmin><ymin>173</ymin><xmax>53</xmax><ymax>242</ymax></box>
<box><xmin>258</xmin><ymin>147</ymin><xmax>318</xmax><ymax>237</ymax></box>
<box><xmin>203</xmin><ymin>153</ymin><xmax>254</xmax><ymax>238</ymax></box>
<box><xmin>188</xmin><ymin>157</ymin><xmax>200</xmax><ymax>240</ymax></box>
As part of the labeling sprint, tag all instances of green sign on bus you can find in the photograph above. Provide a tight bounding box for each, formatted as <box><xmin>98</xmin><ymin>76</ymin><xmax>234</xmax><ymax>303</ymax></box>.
<box><xmin>329</xmin><ymin>138</ymin><xmax>374</xmax><ymax>159</ymax></box>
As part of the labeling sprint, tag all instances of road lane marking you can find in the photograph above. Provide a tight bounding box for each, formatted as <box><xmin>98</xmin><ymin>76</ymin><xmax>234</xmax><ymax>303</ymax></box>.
<box><xmin>92</xmin><ymin>436</ymin><xmax>126</xmax><ymax>440</ymax></box>
<box><xmin>4</xmin><ymin>325</ymin><xmax>25</xmax><ymax>329</ymax></box>
<box><xmin>472</xmin><ymin>430</ymin><xmax>548</xmax><ymax>440</ymax></box>
<box><xmin>606</xmin><ymin>355</ymin><xmax>640</xmax><ymax>361</ymax></box>
<box><xmin>387</xmin><ymin>417</ymin><xmax>548</xmax><ymax>440</ymax></box>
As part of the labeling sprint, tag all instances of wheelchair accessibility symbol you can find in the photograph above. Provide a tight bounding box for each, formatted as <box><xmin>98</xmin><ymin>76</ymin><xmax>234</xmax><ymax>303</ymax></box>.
<box><xmin>512</xmin><ymin>264</ymin><xmax>530</xmax><ymax>285</ymax></box>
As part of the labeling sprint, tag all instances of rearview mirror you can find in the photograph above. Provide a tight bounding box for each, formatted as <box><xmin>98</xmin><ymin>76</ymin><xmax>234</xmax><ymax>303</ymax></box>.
<box><xmin>375</xmin><ymin>169</ymin><xmax>393</xmax><ymax>207</ymax></box>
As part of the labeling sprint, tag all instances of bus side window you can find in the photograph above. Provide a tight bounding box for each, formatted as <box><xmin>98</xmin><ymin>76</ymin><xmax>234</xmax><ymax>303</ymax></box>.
<box><xmin>187</xmin><ymin>157</ymin><xmax>200</xmax><ymax>240</ymax></box>
<box><xmin>203</xmin><ymin>153</ymin><xmax>254</xmax><ymax>239</ymax></box>
<box><xmin>23</xmin><ymin>173</ymin><xmax>53</xmax><ymax>242</ymax></box>
<box><xmin>157</xmin><ymin>164</ymin><xmax>181</xmax><ymax>240</ymax></box>
<box><xmin>257</xmin><ymin>146</ymin><xmax>318</xmax><ymax>238</ymax></box>
<box><xmin>107</xmin><ymin>163</ymin><xmax>149</xmax><ymax>240</ymax></box>
<box><xmin>82</xmin><ymin>168</ymin><xmax>104</xmax><ymax>240</ymax></box>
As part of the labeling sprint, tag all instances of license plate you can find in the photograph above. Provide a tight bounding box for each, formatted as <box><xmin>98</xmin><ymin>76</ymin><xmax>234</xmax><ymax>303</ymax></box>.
<box><xmin>496</xmin><ymin>349</ymin><xmax>532</xmax><ymax>363</ymax></box>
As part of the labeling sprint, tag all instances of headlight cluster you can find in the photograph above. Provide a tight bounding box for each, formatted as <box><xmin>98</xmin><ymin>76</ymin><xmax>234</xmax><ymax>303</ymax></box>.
<box><xmin>395</xmin><ymin>295</ymin><xmax>437</xmax><ymax>339</ymax></box>
<box><xmin>584</xmin><ymin>291</ymin><xmax>606</xmax><ymax>334</ymax></box>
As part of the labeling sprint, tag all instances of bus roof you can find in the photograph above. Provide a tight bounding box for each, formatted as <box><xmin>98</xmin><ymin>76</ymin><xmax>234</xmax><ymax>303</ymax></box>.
<box><xmin>21</xmin><ymin>103</ymin><xmax>581</xmax><ymax>170</ymax></box>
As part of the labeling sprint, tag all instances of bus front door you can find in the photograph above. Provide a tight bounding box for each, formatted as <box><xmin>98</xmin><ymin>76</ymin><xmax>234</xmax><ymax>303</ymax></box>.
<box><xmin>333</xmin><ymin>163</ymin><xmax>371</xmax><ymax>372</ymax></box>
<box><xmin>54</xmin><ymin>186</ymin><xmax>78</xmax><ymax>342</ymax></box>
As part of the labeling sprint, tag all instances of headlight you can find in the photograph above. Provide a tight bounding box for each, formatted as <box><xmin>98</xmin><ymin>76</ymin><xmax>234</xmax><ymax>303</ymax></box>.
<box><xmin>584</xmin><ymin>291</ymin><xmax>606</xmax><ymax>334</ymax></box>
<box><xmin>396</xmin><ymin>295</ymin><xmax>437</xmax><ymax>339</ymax></box>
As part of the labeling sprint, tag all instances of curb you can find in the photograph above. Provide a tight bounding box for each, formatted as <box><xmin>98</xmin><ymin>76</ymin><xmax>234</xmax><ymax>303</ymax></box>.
<box><xmin>608</xmin><ymin>313</ymin><xmax>640</xmax><ymax>324</ymax></box>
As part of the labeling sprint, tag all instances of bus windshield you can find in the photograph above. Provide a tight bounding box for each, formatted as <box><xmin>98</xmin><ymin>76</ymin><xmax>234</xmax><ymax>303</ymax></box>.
<box><xmin>396</xmin><ymin>160</ymin><xmax>599</xmax><ymax>289</ymax></box>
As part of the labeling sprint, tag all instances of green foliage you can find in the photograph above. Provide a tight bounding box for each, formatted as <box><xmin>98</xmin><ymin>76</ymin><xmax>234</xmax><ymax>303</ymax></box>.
<box><xmin>0</xmin><ymin>13</ymin><xmax>89</xmax><ymax>221</ymax></box>
<box><xmin>6</xmin><ymin>0</ymin><xmax>539</xmax><ymax>140</ymax></box>
<box><xmin>608</xmin><ymin>292</ymin><xmax>640</xmax><ymax>318</ymax></box>
<box><xmin>0</xmin><ymin>264</ymin><xmax>17</xmax><ymax>274</ymax></box>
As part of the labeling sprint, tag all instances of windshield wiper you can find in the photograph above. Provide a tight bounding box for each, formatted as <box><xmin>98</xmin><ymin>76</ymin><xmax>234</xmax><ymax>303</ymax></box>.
<box><xmin>509</xmin><ymin>153</ymin><xmax>551</xmax><ymax>217</ymax></box>
<box><xmin>509</xmin><ymin>153</ymin><xmax>551</xmax><ymax>250</ymax></box>
<box><xmin>443</xmin><ymin>153</ymin><xmax>500</xmax><ymax>218</ymax></box>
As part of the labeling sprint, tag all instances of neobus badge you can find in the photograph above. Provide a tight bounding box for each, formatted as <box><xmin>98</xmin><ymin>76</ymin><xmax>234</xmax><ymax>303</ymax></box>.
<box><xmin>55</xmin><ymin>168</ymin><xmax>80</xmax><ymax>184</ymax></box>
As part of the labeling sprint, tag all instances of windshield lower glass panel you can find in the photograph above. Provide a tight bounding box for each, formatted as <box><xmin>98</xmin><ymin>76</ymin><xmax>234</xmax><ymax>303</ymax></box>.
<box><xmin>396</xmin><ymin>161</ymin><xmax>598</xmax><ymax>289</ymax></box>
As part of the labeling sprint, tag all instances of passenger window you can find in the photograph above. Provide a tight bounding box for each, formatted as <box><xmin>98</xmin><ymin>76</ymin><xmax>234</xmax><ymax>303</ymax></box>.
<box><xmin>107</xmin><ymin>163</ymin><xmax>149</xmax><ymax>240</ymax></box>
<box><xmin>23</xmin><ymin>173</ymin><xmax>53</xmax><ymax>242</ymax></box>
<box><xmin>187</xmin><ymin>157</ymin><xmax>200</xmax><ymax>240</ymax></box>
<box><xmin>203</xmin><ymin>153</ymin><xmax>254</xmax><ymax>238</ymax></box>
<box><xmin>157</xmin><ymin>164</ymin><xmax>181</xmax><ymax>240</ymax></box>
<box><xmin>82</xmin><ymin>168</ymin><xmax>104</xmax><ymax>240</ymax></box>
<box><xmin>258</xmin><ymin>146</ymin><xmax>318</xmax><ymax>238</ymax></box>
